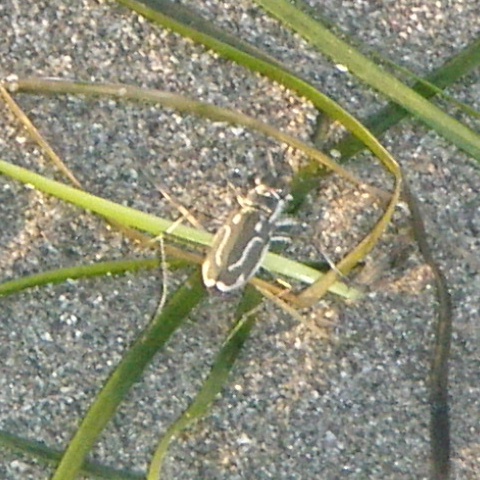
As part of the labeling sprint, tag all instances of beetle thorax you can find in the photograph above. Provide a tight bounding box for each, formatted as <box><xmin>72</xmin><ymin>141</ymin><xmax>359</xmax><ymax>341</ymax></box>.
<box><xmin>238</xmin><ymin>184</ymin><xmax>285</xmax><ymax>222</ymax></box>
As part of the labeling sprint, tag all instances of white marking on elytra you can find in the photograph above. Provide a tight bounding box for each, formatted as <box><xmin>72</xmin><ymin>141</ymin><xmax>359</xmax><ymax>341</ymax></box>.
<box><xmin>202</xmin><ymin>182</ymin><xmax>290</xmax><ymax>291</ymax></box>
<box><xmin>254</xmin><ymin>220</ymin><xmax>264</xmax><ymax>233</ymax></box>
<box><xmin>271</xmin><ymin>234</ymin><xmax>291</xmax><ymax>243</ymax></box>
<box><xmin>267</xmin><ymin>198</ymin><xmax>285</xmax><ymax>224</ymax></box>
<box><xmin>232</xmin><ymin>212</ymin><xmax>243</xmax><ymax>225</ymax></box>
<box><xmin>213</xmin><ymin>225</ymin><xmax>231</xmax><ymax>267</ymax></box>
<box><xmin>227</xmin><ymin>236</ymin><xmax>265</xmax><ymax>272</ymax></box>
<box><xmin>222</xmin><ymin>243</ymin><xmax>270</xmax><ymax>291</ymax></box>
<box><xmin>201</xmin><ymin>259</ymin><xmax>217</xmax><ymax>287</ymax></box>
<box><xmin>217</xmin><ymin>272</ymin><xmax>246</xmax><ymax>292</ymax></box>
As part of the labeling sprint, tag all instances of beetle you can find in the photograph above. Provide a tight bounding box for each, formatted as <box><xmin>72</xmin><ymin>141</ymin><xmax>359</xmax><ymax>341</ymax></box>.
<box><xmin>202</xmin><ymin>183</ymin><xmax>290</xmax><ymax>292</ymax></box>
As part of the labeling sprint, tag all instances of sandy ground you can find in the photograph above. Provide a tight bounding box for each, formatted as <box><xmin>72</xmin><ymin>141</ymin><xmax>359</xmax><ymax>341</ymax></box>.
<box><xmin>0</xmin><ymin>1</ymin><xmax>479</xmax><ymax>479</ymax></box>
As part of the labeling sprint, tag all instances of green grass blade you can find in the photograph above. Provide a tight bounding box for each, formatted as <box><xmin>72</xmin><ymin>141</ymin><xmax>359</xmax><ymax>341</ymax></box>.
<box><xmin>0</xmin><ymin>159</ymin><xmax>211</xmax><ymax>247</ymax></box>
<box><xmin>115</xmin><ymin>0</ymin><xmax>479</xmax><ymax>162</ymax></box>
<box><xmin>51</xmin><ymin>271</ymin><xmax>207</xmax><ymax>480</ymax></box>
<box><xmin>106</xmin><ymin>4</ymin><xmax>407</xmax><ymax>302</ymax></box>
<box><xmin>0</xmin><ymin>258</ymin><xmax>165</xmax><ymax>297</ymax></box>
<box><xmin>255</xmin><ymin>0</ymin><xmax>480</xmax><ymax>160</ymax></box>
<box><xmin>336</xmin><ymin>37</ymin><xmax>480</xmax><ymax>160</ymax></box>
<box><xmin>0</xmin><ymin>160</ymin><xmax>358</xmax><ymax>299</ymax></box>
<box><xmin>0</xmin><ymin>257</ymin><xmax>188</xmax><ymax>297</ymax></box>
<box><xmin>147</xmin><ymin>286</ymin><xmax>262</xmax><ymax>479</ymax></box>
<box><xmin>117</xmin><ymin>0</ymin><xmax>285</xmax><ymax>69</ymax></box>
<box><xmin>0</xmin><ymin>429</ymin><xmax>143</xmax><ymax>479</ymax></box>
<box><xmin>111</xmin><ymin>2</ymin><xmax>403</xmax><ymax>169</ymax></box>
<box><xmin>290</xmin><ymin>37</ymin><xmax>480</xmax><ymax>207</ymax></box>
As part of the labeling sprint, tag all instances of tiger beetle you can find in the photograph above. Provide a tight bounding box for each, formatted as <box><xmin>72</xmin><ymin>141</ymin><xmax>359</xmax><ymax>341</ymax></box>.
<box><xmin>202</xmin><ymin>181</ymin><xmax>292</xmax><ymax>293</ymax></box>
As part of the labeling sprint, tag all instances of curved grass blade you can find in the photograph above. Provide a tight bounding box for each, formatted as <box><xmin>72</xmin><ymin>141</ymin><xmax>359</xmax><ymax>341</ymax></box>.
<box><xmin>112</xmin><ymin>1</ymin><xmax>406</xmax><ymax>177</ymax></box>
<box><xmin>51</xmin><ymin>271</ymin><xmax>207</xmax><ymax>480</ymax></box>
<box><xmin>106</xmin><ymin>2</ymin><xmax>405</xmax><ymax>305</ymax></box>
<box><xmin>4</xmin><ymin>78</ymin><xmax>370</xmax><ymax>190</ymax></box>
<box><xmin>255</xmin><ymin>0</ymin><xmax>480</xmax><ymax>161</ymax></box>
<box><xmin>147</xmin><ymin>285</ymin><xmax>262</xmax><ymax>479</ymax></box>
<box><xmin>290</xmin><ymin>36</ymin><xmax>480</xmax><ymax>209</ymax></box>
<box><xmin>325</xmin><ymin>37</ymin><xmax>480</xmax><ymax>161</ymax></box>
<box><xmin>117</xmin><ymin>0</ymin><xmax>286</xmax><ymax>70</ymax></box>
<box><xmin>403</xmin><ymin>182</ymin><xmax>453</xmax><ymax>479</ymax></box>
<box><xmin>3</xmin><ymin>77</ymin><xmax>373</xmax><ymax>303</ymax></box>
<box><xmin>0</xmin><ymin>257</ymin><xmax>188</xmax><ymax>297</ymax></box>
<box><xmin>0</xmin><ymin>429</ymin><xmax>143</xmax><ymax>480</ymax></box>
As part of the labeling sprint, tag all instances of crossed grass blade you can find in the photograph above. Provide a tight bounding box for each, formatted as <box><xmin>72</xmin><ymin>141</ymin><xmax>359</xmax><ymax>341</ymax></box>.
<box><xmin>49</xmin><ymin>271</ymin><xmax>206</xmax><ymax>480</ymax></box>
<box><xmin>0</xmin><ymin>76</ymin><xmax>358</xmax><ymax>479</ymax></box>
<box><xmin>148</xmin><ymin>285</ymin><xmax>262</xmax><ymax>479</ymax></box>
<box><xmin>255</xmin><ymin>0</ymin><xmax>480</xmax><ymax>160</ymax></box>
<box><xmin>105</xmin><ymin>3</ymin><xmax>474</xmax><ymax>477</ymax></box>
<box><xmin>1</xmin><ymin>3</ymin><xmax>470</xmax><ymax>470</ymax></box>
<box><xmin>111</xmin><ymin>0</ymin><xmax>404</xmax><ymax>304</ymax></box>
